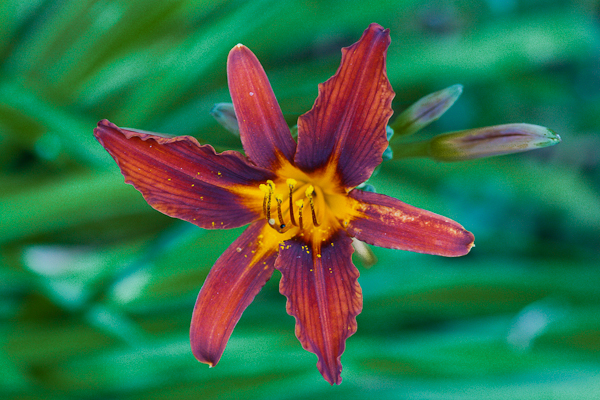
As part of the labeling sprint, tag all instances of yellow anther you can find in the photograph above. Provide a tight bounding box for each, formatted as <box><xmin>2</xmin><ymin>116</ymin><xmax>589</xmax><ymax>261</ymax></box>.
<box><xmin>275</xmin><ymin>194</ymin><xmax>283</xmax><ymax>203</ymax></box>
<box><xmin>295</xmin><ymin>199</ymin><xmax>304</xmax><ymax>208</ymax></box>
<box><xmin>266</xmin><ymin>180</ymin><xmax>276</xmax><ymax>190</ymax></box>
<box><xmin>286</xmin><ymin>178</ymin><xmax>297</xmax><ymax>187</ymax></box>
<box><xmin>259</xmin><ymin>183</ymin><xmax>269</xmax><ymax>193</ymax></box>
<box><xmin>305</xmin><ymin>184</ymin><xmax>315</xmax><ymax>198</ymax></box>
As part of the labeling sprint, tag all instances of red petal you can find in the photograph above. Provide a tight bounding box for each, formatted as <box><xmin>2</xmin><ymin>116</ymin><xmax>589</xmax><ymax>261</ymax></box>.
<box><xmin>295</xmin><ymin>23</ymin><xmax>395</xmax><ymax>188</ymax></box>
<box><xmin>275</xmin><ymin>232</ymin><xmax>362</xmax><ymax>385</ymax></box>
<box><xmin>228</xmin><ymin>45</ymin><xmax>296</xmax><ymax>169</ymax></box>
<box><xmin>347</xmin><ymin>189</ymin><xmax>475</xmax><ymax>257</ymax></box>
<box><xmin>94</xmin><ymin>120</ymin><xmax>273</xmax><ymax>229</ymax></box>
<box><xmin>190</xmin><ymin>221</ymin><xmax>277</xmax><ymax>366</ymax></box>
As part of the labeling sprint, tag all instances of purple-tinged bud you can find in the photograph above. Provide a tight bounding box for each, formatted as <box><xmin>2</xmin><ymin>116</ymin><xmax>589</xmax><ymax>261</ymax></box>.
<box><xmin>390</xmin><ymin>84</ymin><xmax>463</xmax><ymax>138</ymax></box>
<box><xmin>428</xmin><ymin>123</ymin><xmax>561</xmax><ymax>161</ymax></box>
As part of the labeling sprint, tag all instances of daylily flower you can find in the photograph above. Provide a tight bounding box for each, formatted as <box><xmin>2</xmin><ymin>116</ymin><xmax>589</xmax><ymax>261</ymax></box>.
<box><xmin>93</xmin><ymin>23</ymin><xmax>474</xmax><ymax>385</ymax></box>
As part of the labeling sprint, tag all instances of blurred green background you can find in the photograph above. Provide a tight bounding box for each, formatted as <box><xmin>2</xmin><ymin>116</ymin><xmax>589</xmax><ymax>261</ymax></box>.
<box><xmin>1</xmin><ymin>0</ymin><xmax>599</xmax><ymax>399</ymax></box>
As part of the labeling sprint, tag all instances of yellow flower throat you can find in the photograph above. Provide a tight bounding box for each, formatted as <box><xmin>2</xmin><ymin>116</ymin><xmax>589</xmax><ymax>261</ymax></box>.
<box><xmin>256</xmin><ymin>164</ymin><xmax>356</xmax><ymax>244</ymax></box>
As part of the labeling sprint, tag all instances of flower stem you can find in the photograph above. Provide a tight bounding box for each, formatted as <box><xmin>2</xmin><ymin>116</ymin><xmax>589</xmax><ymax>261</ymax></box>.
<box><xmin>390</xmin><ymin>140</ymin><xmax>430</xmax><ymax>160</ymax></box>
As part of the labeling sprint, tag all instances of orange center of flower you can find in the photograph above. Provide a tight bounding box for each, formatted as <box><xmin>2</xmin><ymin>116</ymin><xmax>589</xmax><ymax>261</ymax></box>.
<box><xmin>256</xmin><ymin>164</ymin><xmax>356</xmax><ymax>244</ymax></box>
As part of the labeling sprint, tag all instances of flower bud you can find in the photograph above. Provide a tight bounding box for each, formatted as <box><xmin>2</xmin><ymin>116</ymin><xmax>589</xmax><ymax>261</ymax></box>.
<box><xmin>210</xmin><ymin>103</ymin><xmax>239</xmax><ymax>135</ymax></box>
<box><xmin>390</xmin><ymin>84</ymin><xmax>463</xmax><ymax>138</ymax></box>
<box><xmin>351</xmin><ymin>238</ymin><xmax>377</xmax><ymax>268</ymax></box>
<box><xmin>428</xmin><ymin>123</ymin><xmax>561</xmax><ymax>161</ymax></box>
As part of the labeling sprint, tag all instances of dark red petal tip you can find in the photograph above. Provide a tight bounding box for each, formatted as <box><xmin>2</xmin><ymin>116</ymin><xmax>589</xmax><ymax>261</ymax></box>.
<box><xmin>295</xmin><ymin>23</ymin><xmax>395</xmax><ymax>188</ymax></box>
<box><xmin>190</xmin><ymin>221</ymin><xmax>277</xmax><ymax>366</ymax></box>
<box><xmin>347</xmin><ymin>190</ymin><xmax>475</xmax><ymax>257</ymax></box>
<box><xmin>227</xmin><ymin>45</ymin><xmax>296</xmax><ymax>169</ymax></box>
<box><xmin>275</xmin><ymin>233</ymin><xmax>362</xmax><ymax>385</ymax></box>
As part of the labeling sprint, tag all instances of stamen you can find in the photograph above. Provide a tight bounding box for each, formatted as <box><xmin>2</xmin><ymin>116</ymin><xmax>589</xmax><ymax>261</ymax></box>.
<box><xmin>286</xmin><ymin>178</ymin><xmax>297</xmax><ymax>226</ymax></box>
<box><xmin>275</xmin><ymin>194</ymin><xmax>285</xmax><ymax>228</ymax></box>
<box><xmin>295</xmin><ymin>199</ymin><xmax>304</xmax><ymax>230</ymax></box>
<box><xmin>260</xmin><ymin>179</ymin><xmax>325</xmax><ymax>232</ymax></box>
<box><xmin>265</xmin><ymin>183</ymin><xmax>274</xmax><ymax>222</ymax></box>
<box><xmin>309</xmin><ymin>199</ymin><xmax>320</xmax><ymax>227</ymax></box>
<box><xmin>304</xmin><ymin>185</ymin><xmax>320</xmax><ymax>227</ymax></box>
<box><xmin>259</xmin><ymin>184</ymin><xmax>269</xmax><ymax>216</ymax></box>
